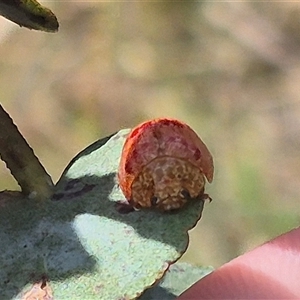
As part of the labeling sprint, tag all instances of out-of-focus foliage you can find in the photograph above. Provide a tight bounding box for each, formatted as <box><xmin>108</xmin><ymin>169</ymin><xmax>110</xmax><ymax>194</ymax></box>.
<box><xmin>1</xmin><ymin>2</ymin><xmax>300</xmax><ymax>267</ymax></box>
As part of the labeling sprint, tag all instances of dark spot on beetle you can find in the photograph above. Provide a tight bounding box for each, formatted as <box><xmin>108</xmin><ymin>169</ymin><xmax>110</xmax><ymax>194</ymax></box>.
<box><xmin>151</xmin><ymin>196</ymin><xmax>159</xmax><ymax>206</ymax></box>
<box><xmin>177</xmin><ymin>174</ymin><xmax>182</xmax><ymax>179</ymax></box>
<box><xmin>180</xmin><ymin>189</ymin><xmax>191</xmax><ymax>200</ymax></box>
<box><xmin>23</xmin><ymin>244</ymin><xmax>27</xmax><ymax>248</ymax></box>
<box><xmin>194</xmin><ymin>148</ymin><xmax>201</xmax><ymax>160</ymax></box>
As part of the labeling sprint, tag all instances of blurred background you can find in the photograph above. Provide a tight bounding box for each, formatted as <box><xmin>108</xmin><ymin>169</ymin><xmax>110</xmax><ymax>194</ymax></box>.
<box><xmin>1</xmin><ymin>1</ymin><xmax>300</xmax><ymax>268</ymax></box>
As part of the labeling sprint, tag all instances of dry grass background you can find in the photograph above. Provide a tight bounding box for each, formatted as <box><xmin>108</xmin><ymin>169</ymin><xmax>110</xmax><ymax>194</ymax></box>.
<box><xmin>1</xmin><ymin>2</ymin><xmax>300</xmax><ymax>268</ymax></box>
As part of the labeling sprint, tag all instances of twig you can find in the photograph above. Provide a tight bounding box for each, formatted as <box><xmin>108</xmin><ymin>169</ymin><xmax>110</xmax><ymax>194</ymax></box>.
<box><xmin>0</xmin><ymin>104</ymin><xmax>53</xmax><ymax>200</ymax></box>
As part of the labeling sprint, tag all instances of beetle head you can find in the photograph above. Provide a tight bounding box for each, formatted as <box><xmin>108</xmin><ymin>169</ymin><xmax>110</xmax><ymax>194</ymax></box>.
<box><xmin>131</xmin><ymin>157</ymin><xmax>206</xmax><ymax>211</ymax></box>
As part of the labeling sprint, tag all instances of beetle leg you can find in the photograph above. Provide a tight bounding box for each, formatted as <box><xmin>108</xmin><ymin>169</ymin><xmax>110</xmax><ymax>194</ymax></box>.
<box><xmin>181</xmin><ymin>189</ymin><xmax>212</xmax><ymax>203</ymax></box>
<box><xmin>115</xmin><ymin>200</ymin><xmax>136</xmax><ymax>214</ymax></box>
<box><xmin>194</xmin><ymin>192</ymin><xmax>212</xmax><ymax>203</ymax></box>
<box><xmin>202</xmin><ymin>193</ymin><xmax>212</xmax><ymax>203</ymax></box>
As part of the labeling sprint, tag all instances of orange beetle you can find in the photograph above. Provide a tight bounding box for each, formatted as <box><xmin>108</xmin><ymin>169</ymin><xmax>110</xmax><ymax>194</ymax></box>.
<box><xmin>118</xmin><ymin>118</ymin><xmax>214</xmax><ymax>211</ymax></box>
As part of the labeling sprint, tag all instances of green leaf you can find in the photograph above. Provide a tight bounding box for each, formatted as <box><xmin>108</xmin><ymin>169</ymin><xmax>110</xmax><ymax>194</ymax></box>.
<box><xmin>0</xmin><ymin>129</ymin><xmax>206</xmax><ymax>299</ymax></box>
<box><xmin>140</xmin><ymin>262</ymin><xmax>214</xmax><ymax>299</ymax></box>
<box><xmin>0</xmin><ymin>0</ymin><xmax>58</xmax><ymax>32</ymax></box>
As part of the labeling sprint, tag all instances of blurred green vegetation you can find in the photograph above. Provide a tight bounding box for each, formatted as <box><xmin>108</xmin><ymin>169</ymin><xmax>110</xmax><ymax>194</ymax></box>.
<box><xmin>1</xmin><ymin>2</ymin><xmax>300</xmax><ymax>267</ymax></box>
